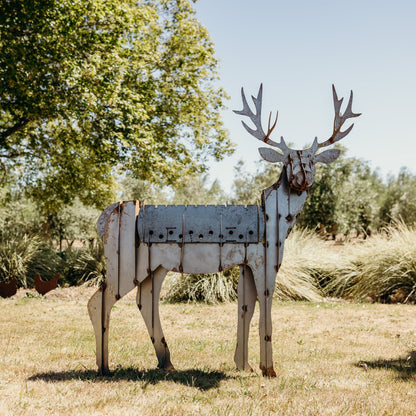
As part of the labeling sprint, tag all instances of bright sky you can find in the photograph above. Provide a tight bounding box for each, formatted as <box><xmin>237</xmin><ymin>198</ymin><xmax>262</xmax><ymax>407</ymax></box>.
<box><xmin>194</xmin><ymin>0</ymin><xmax>416</xmax><ymax>193</ymax></box>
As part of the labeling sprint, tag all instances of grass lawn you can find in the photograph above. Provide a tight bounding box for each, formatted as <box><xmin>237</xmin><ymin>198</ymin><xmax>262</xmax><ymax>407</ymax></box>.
<box><xmin>2</xmin><ymin>287</ymin><xmax>416</xmax><ymax>415</ymax></box>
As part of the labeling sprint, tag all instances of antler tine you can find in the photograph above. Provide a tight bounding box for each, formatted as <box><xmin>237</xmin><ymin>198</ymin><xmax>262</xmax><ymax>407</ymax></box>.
<box><xmin>233</xmin><ymin>84</ymin><xmax>282</xmax><ymax>149</ymax></box>
<box><xmin>318</xmin><ymin>85</ymin><xmax>361</xmax><ymax>148</ymax></box>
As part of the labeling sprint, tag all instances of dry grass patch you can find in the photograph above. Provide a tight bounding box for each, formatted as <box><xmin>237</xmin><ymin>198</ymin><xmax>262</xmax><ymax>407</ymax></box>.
<box><xmin>2</xmin><ymin>287</ymin><xmax>416</xmax><ymax>415</ymax></box>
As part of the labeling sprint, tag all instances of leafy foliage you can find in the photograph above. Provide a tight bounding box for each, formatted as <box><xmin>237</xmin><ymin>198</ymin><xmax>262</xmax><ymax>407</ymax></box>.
<box><xmin>121</xmin><ymin>173</ymin><xmax>227</xmax><ymax>205</ymax></box>
<box><xmin>47</xmin><ymin>198</ymin><xmax>101</xmax><ymax>248</ymax></box>
<box><xmin>296</xmin><ymin>149</ymin><xmax>383</xmax><ymax>233</ymax></box>
<box><xmin>0</xmin><ymin>0</ymin><xmax>232</xmax><ymax>212</ymax></box>
<box><xmin>379</xmin><ymin>168</ymin><xmax>416</xmax><ymax>226</ymax></box>
<box><xmin>231</xmin><ymin>160</ymin><xmax>281</xmax><ymax>205</ymax></box>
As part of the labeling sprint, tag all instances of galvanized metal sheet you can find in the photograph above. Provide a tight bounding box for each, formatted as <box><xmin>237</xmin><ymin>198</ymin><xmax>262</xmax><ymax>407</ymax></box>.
<box><xmin>137</xmin><ymin>205</ymin><xmax>264</xmax><ymax>244</ymax></box>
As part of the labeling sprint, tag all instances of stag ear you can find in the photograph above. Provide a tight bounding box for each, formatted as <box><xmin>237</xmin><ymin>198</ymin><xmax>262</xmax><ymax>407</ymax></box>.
<box><xmin>259</xmin><ymin>147</ymin><xmax>286</xmax><ymax>163</ymax></box>
<box><xmin>314</xmin><ymin>148</ymin><xmax>341</xmax><ymax>164</ymax></box>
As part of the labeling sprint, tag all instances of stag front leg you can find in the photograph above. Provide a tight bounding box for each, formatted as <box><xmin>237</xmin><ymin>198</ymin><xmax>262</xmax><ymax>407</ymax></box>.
<box><xmin>234</xmin><ymin>265</ymin><xmax>257</xmax><ymax>371</ymax></box>
<box><xmin>136</xmin><ymin>267</ymin><xmax>174</xmax><ymax>370</ymax></box>
<box><xmin>252</xmin><ymin>266</ymin><xmax>276</xmax><ymax>377</ymax></box>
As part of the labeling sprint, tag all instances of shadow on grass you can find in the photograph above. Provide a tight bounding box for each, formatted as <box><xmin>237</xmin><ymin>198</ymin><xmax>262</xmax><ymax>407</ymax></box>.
<box><xmin>28</xmin><ymin>366</ymin><xmax>232</xmax><ymax>390</ymax></box>
<box><xmin>356</xmin><ymin>351</ymin><xmax>416</xmax><ymax>381</ymax></box>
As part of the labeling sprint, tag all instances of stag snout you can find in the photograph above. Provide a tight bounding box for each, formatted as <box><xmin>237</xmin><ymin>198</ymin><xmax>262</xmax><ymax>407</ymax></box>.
<box><xmin>285</xmin><ymin>151</ymin><xmax>316</xmax><ymax>192</ymax></box>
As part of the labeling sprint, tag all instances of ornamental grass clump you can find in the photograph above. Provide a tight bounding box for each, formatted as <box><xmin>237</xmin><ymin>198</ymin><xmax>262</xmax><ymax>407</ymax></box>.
<box><xmin>64</xmin><ymin>241</ymin><xmax>106</xmax><ymax>286</ymax></box>
<box><xmin>333</xmin><ymin>221</ymin><xmax>416</xmax><ymax>302</ymax></box>
<box><xmin>0</xmin><ymin>231</ymin><xmax>61</xmax><ymax>288</ymax></box>
<box><xmin>276</xmin><ymin>229</ymin><xmax>340</xmax><ymax>302</ymax></box>
<box><xmin>163</xmin><ymin>268</ymin><xmax>239</xmax><ymax>304</ymax></box>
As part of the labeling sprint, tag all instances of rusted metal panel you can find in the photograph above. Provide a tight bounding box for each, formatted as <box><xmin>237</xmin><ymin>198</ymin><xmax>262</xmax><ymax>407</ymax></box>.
<box><xmin>137</xmin><ymin>204</ymin><xmax>264</xmax><ymax>244</ymax></box>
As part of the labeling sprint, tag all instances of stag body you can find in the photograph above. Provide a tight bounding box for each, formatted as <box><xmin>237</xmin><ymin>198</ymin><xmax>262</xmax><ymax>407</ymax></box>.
<box><xmin>88</xmin><ymin>85</ymin><xmax>360</xmax><ymax>376</ymax></box>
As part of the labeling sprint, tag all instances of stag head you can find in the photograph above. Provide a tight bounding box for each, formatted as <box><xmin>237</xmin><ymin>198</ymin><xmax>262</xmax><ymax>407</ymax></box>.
<box><xmin>234</xmin><ymin>84</ymin><xmax>361</xmax><ymax>192</ymax></box>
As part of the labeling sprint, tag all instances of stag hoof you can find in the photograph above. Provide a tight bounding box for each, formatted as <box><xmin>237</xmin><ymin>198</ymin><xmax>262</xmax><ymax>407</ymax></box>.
<box><xmin>260</xmin><ymin>365</ymin><xmax>277</xmax><ymax>378</ymax></box>
<box><xmin>163</xmin><ymin>362</ymin><xmax>175</xmax><ymax>372</ymax></box>
<box><xmin>244</xmin><ymin>364</ymin><xmax>254</xmax><ymax>373</ymax></box>
<box><xmin>158</xmin><ymin>360</ymin><xmax>175</xmax><ymax>371</ymax></box>
<box><xmin>98</xmin><ymin>367</ymin><xmax>111</xmax><ymax>376</ymax></box>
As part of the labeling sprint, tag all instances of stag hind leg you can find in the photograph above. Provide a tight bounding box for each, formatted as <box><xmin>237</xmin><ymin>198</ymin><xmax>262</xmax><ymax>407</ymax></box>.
<box><xmin>234</xmin><ymin>265</ymin><xmax>257</xmax><ymax>371</ymax></box>
<box><xmin>89</xmin><ymin>200</ymin><xmax>139</xmax><ymax>374</ymax></box>
<box><xmin>88</xmin><ymin>286</ymin><xmax>118</xmax><ymax>375</ymax></box>
<box><xmin>136</xmin><ymin>267</ymin><xmax>174</xmax><ymax>370</ymax></box>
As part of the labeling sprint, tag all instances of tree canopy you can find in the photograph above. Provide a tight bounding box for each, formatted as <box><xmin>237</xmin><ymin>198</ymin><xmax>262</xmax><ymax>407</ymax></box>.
<box><xmin>0</xmin><ymin>0</ymin><xmax>233</xmax><ymax>211</ymax></box>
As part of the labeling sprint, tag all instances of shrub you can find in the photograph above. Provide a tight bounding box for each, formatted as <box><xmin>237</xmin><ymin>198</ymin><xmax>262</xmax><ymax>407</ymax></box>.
<box><xmin>0</xmin><ymin>230</ymin><xmax>62</xmax><ymax>287</ymax></box>
<box><xmin>62</xmin><ymin>241</ymin><xmax>106</xmax><ymax>287</ymax></box>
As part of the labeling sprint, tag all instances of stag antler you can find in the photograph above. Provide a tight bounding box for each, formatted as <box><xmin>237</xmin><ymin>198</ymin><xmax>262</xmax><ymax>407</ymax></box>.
<box><xmin>318</xmin><ymin>85</ymin><xmax>361</xmax><ymax>148</ymax></box>
<box><xmin>234</xmin><ymin>84</ymin><xmax>289</xmax><ymax>152</ymax></box>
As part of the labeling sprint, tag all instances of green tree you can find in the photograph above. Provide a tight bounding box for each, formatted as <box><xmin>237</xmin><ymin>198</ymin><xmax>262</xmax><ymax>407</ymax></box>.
<box><xmin>50</xmin><ymin>199</ymin><xmax>102</xmax><ymax>250</ymax></box>
<box><xmin>121</xmin><ymin>172</ymin><xmax>226</xmax><ymax>205</ymax></box>
<box><xmin>334</xmin><ymin>160</ymin><xmax>383</xmax><ymax>234</ymax></box>
<box><xmin>231</xmin><ymin>160</ymin><xmax>281</xmax><ymax>205</ymax></box>
<box><xmin>0</xmin><ymin>0</ymin><xmax>233</xmax><ymax>212</ymax></box>
<box><xmin>379</xmin><ymin>168</ymin><xmax>416</xmax><ymax>226</ymax></box>
<box><xmin>170</xmin><ymin>174</ymin><xmax>226</xmax><ymax>205</ymax></box>
<box><xmin>298</xmin><ymin>151</ymin><xmax>383</xmax><ymax>234</ymax></box>
<box><xmin>120</xmin><ymin>175</ymin><xmax>171</xmax><ymax>205</ymax></box>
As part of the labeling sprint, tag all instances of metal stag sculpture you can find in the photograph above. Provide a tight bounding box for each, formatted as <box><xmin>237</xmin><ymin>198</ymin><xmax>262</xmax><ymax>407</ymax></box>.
<box><xmin>88</xmin><ymin>84</ymin><xmax>360</xmax><ymax>377</ymax></box>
